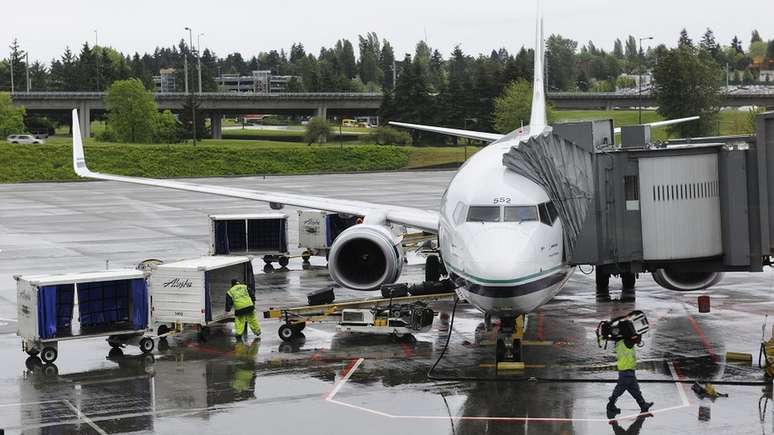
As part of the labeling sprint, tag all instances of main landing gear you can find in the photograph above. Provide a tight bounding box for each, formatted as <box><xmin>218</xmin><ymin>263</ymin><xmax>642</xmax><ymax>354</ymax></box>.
<box><xmin>495</xmin><ymin>314</ymin><xmax>525</xmax><ymax>370</ymax></box>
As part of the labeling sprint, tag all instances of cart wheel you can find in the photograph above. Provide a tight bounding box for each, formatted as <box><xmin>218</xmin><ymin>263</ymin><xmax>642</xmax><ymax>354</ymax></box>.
<box><xmin>41</xmin><ymin>347</ymin><xmax>58</xmax><ymax>364</ymax></box>
<box><xmin>198</xmin><ymin>326</ymin><xmax>211</xmax><ymax>342</ymax></box>
<box><xmin>26</xmin><ymin>349</ymin><xmax>39</xmax><ymax>357</ymax></box>
<box><xmin>158</xmin><ymin>338</ymin><xmax>170</xmax><ymax>352</ymax></box>
<box><xmin>139</xmin><ymin>337</ymin><xmax>155</xmax><ymax>354</ymax></box>
<box><xmin>302</xmin><ymin>253</ymin><xmax>311</xmax><ymax>263</ymax></box>
<box><xmin>263</xmin><ymin>264</ymin><xmax>274</xmax><ymax>273</ymax></box>
<box><xmin>108</xmin><ymin>347</ymin><xmax>124</xmax><ymax>358</ymax></box>
<box><xmin>25</xmin><ymin>356</ymin><xmax>42</xmax><ymax>371</ymax></box>
<box><xmin>278</xmin><ymin>256</ymin><xmax>289</xmax><ymax>268</ymax></box>
<box><xmin>278</xmin><ymin>324</ymin><xmax>295</xmax><ymax>341</ymax></box>
<box><xmin>157</xmin><ymin>324</ymin><xmax>170</xmax><ymax>337</ymax></box>
<box><xmin>263</xmin><ymin>255</ymin><xmax>273</xmax><ymax>265</ymax></box>
<box><xmin>108</xmin><ymin>340</ymin><xmax>122</xmax><ymax>349</ymax></box>
<box><xmin>43</xmin><ymin>364</ymin><xmax>58</xmax><ymax>377</ymax></box>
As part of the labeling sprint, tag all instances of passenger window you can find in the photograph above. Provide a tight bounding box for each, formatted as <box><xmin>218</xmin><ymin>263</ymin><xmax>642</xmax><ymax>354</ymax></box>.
<box><xmin>538</xmin><ymin>203</ymin><xmax>552</xmax><ymax>225</ymax></box>
<box><xmin>467</xmin><ymin>206</ymin><xmax>501</xmax><ymax>223</ymax></box>
<box><xmin>504</xmin><ymin>206</ymin><xmax>538</xmax><ymax>223</ymax></box>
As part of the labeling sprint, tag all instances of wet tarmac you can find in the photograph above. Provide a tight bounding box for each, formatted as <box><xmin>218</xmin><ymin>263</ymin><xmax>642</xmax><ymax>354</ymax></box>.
<box><xmin>1</xmin><ymin>171</ymin><xmax>774</xmax><ymax>434</ymax></box>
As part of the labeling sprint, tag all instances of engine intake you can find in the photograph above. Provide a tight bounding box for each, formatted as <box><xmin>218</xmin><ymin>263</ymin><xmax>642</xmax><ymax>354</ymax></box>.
<box><xmin>651</xmin><ymin>268</ymin><xmax>723</xmax><ymax>291</ymax></box>
<box><xmin>328</xmin><ymin>224</ymin><xmax>404</xmax><ymax>291</ymax></box>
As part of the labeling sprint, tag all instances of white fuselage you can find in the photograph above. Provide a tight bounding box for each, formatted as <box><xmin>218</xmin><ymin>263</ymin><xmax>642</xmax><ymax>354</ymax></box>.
<box><xmin>438</xmin><ymin>128</ymin><xmax>573</xmax><ymax>317</ymax></box>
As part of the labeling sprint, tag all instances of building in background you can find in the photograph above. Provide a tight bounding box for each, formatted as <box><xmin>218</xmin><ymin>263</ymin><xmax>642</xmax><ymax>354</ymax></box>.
<box><xmin>153</xmin><ymin>68</ymin><xmax>177</xmax><ymax>93</ymax></box>
<box><xmin>216</xmin><ymin>71</ymin><xmax>298</xmax><ymax>93</ymax></box>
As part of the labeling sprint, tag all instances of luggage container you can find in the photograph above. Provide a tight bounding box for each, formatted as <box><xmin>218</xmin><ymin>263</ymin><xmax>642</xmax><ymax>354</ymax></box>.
<box><xmin>209</xmin><ymin>213</ymin><xmax>289</xmax><ymax>266</ymax></box>
<box><xmin>150</xmin><ymin>256</ymin><xmax>255</xmax><ymax>339</ymax></box>
<box><xmin>298</xmin><ymin>210</ymin><xmax>360</xmax><ymax>261</ymax></box>
<box><xmin>15</xmin><ymin>269</ymin><xmax>153</xmax><ymax>364</ymax></box>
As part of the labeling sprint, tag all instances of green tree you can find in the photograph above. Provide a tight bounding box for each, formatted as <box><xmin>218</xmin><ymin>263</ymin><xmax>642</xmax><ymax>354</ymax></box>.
<box><xmin>652</xmin><ymin>45</ymin><xmax>721</xmax><ymax>137</ymax></box>
<box><xmin>104</xmin><ymin>78</ymin><xmax>158</xmax><ymax>143</ymax></box>
<box><xmin>179</xmin><ymin>95</ymin><xmax>207</xmax><ymax>140</ymax></box>
<box><xmin>493</xmin><ymin>79</ymin><xmax>545</xmax><ymax>133</ymax></box>
<box><xmin>767</xmin><ymin>40</ymin><xmax>774</xmax><ymax>62</ymax></box>
<box><xmin>379</xmin><ymin>41</ymin><xmax>396</xmax><ymax>91</ymax></box>
<box><xmin>0</xmin><ymin>92</ymin><xmax>26</xmax><ymax>137</ymax></box>
<box><xmin>304</xmin><ymin>116</ymin><xmax>331</xmax><ymax>144</ymax></box>
<box><xmin>613</xmin><ymin>39</ymin><xmax>624</xmax><ymax>59</ymax></box>
<box><xmin>546</xmin><ymin>35</ymin><xmax>578</xmax><ymax>91</ymax></box>
<box><xmin>153</xmin><ymin>110</ymin><xmax>183</xmax><ymax>143</ymax></box>
<box><xmin>8</xmin><ymin>39</ymin><xmax>27</xmax><ymax>92</ymax></box>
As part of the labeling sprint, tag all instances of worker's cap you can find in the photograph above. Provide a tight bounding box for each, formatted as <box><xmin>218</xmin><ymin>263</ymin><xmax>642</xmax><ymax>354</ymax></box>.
<box><xmin>231</xmin><ymin>279</ymin><xmax>239</xmax><ymax>286</ymax></box>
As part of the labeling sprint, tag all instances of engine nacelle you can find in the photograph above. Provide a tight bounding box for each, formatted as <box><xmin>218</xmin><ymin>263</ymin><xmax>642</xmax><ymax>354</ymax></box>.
<box><xmin>328</xmin><ymin>224</ymin><xmax>404</xmax><ymax>291</ymax></box>
<box><xmin>651</xmin><ymin>268</ymin><xmax>723</xmax><ymax>291</ymax></box>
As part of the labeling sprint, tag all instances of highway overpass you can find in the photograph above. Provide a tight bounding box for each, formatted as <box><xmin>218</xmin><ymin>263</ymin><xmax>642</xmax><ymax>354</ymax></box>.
<box><xmin>11</xmin><ymin>92</ymin><xmax>383</xmax><ymax>139</ymax></box>
<box><xmin>11</xmin><ymin>91</ymin><xmax>774</xmax><ymax>139</ymax></box>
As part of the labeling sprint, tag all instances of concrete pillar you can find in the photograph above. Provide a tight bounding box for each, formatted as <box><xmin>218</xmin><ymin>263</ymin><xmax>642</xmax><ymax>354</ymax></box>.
<box><xmin>78</xmin><ymin>101</ymin><xmax>91</xmax><ymax>140</ymax></box>
<box><xmin>211</xmin><ymin>112</ymin><xmax>223</xmax><ymax>140</ymax></box>
<box><xmin>316</xmin><ymin>104</ymin><xmax>328</xmax><ymax>121</ymax></box>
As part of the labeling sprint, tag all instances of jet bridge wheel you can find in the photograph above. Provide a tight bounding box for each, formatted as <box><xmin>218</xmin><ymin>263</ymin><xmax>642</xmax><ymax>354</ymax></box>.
<box><xmin>278</xmin><ymin>324</ymin><xmax>296</xmax><ymax>341</ymax></box>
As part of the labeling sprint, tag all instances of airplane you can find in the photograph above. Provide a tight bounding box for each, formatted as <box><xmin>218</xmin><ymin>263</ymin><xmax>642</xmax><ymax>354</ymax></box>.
<box><xmin>70</xmin><ymin>7</ymin><xmax>704</xmax><ymax>358</ymax></box>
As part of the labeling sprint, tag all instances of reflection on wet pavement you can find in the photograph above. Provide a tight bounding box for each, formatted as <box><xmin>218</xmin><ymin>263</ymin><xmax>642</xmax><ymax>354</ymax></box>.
<box><xmin>1</xmin><ymin>173</ymin><xmax>774</xmax><ymax>434</ymax></box>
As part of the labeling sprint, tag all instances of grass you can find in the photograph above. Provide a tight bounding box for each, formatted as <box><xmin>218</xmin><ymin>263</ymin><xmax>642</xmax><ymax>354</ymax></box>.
<box><xmin>552</xmin><ymin>109</ymin><xmax>753</xmax><ymax>141</ymax></box>
<box><xmin>6</xmin><ymin>109</ymin><xmax>758</xmax><ymax>183</ymax></box>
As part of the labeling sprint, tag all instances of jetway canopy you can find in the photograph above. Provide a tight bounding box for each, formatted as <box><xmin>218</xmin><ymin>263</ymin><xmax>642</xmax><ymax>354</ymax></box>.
<box><xmin>501</xmin><ymin>114</ymin><xmax>774</xmax><ymax>274</ymax></box>
<box><xmin>502</xmin><ymin>131</ymin><xmax>594</xmax><ymax>258</ymax></box>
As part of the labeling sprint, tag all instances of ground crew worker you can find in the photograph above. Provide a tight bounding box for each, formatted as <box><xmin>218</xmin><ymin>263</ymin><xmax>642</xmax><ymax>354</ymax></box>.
<box><xmin>607</xmin><ymin>334</ymin><xmax>653</xmax><ymax>416</ymax></box>
<box><xmin>226</xmin><ymin>279</ymin><xmax>261</xmax><ymax>340</ymax></box>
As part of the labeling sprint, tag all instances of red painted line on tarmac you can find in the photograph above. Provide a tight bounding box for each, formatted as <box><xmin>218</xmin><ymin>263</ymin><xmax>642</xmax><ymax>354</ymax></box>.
<box><xmin>536</xmin><ymin>310</ymin><xmax>545</xmax><ymax>341</ymax></box>
<box><xmin>687</xmin><ymin>315</ymin><xmax>720</xmax><ymax>363</ymax></box>
<box><xmin>399</xmin><ymin>342</ymin><xmax>415</xmax><ymax>358</ymax></box>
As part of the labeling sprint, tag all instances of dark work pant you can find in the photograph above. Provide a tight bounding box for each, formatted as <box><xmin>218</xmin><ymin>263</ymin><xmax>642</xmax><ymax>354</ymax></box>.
<box><xmin>609</xmin><ymin>370</ymin><xmax>646</xmax><ymax>406</ymax></box>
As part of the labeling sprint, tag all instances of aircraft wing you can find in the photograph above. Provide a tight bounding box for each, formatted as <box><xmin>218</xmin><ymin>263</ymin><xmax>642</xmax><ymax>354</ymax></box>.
<box><xmin>389</xmin><ymin>121</ymin><xmax>504</xmax><ymax>142</ymax></box>
<box><xmin>613</xmin><ymin>116</ymin><xmax>700</xmax><ymax>134</ymax></box>
<box><xmin>70</xmin><ymin>110</ymin><xmax>440</xmax><ymax>233</ymax></box>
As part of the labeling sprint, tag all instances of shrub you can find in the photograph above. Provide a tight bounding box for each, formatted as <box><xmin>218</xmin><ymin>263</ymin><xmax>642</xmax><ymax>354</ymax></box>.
<box><xmin>304</xmin><ymin>117</ymin><xmax>331</xmax><ymax>144</ymax></box>
<box><xmin>367</xmin><ymin>126</ymin><xmax>413</xmax><ymax>145</ymax></box>
<box><xmin>154</xmin><ymin>110</ymin><xmax>184</xmax><ymax>143</ymax></box>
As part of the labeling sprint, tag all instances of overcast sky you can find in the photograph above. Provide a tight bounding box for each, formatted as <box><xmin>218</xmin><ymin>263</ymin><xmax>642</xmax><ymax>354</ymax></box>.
<box><xmin>3</xmin><ymin>0</ymin><xmax>772</xmax><ymax>64</ymax></box>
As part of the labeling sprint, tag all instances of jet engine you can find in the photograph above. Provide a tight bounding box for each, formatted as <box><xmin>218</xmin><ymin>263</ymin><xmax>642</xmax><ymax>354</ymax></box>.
<box><xmin>651</xmin><ymin>268</ymin><xmax>723</xmax><ymax>291</ymax></box>
<box><xmin>328</xmin><ymin>224</ymin><xmax>404</xmax><ymax>291</ymax></box>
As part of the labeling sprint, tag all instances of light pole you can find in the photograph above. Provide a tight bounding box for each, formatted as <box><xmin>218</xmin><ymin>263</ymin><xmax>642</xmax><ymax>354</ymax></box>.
<box><xmin>638</xmin><ymin>36</ymin><xmax>653</xmax><ymax>125</ymax></box>
<box><xmin>25</xmin><ymin>52</ymin><xmax>30</xmax><ymax>92</ymax></box>
<box><xmin>185</xmin><ymin>27</ymin><xmax>197</xmax><ymax>146</ymax></box>
<box><xmin>94</xmin><ymin>30</ymin><xmax>101</xmax><ymax>91</ymax></box>
<box><xmin>197</xmin><ymin>33</ymin><xmax>204</xmax><ymax>93</ymax></box>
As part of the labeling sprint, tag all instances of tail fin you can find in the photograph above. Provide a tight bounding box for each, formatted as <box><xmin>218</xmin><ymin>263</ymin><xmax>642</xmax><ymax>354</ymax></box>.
<box><xmin>529</xmin><ymin>2</ymin><xmax>548</xmax><ymax>133</ymax></box>
<box><xmin>72</xmin><ymin>109</ymin><xmax>90</xmax><ymax>177</ymax></box>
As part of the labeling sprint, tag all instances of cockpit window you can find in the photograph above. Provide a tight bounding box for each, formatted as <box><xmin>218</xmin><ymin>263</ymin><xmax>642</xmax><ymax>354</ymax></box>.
<box><xmin>467</xmin><ymin>206</ymin><xmax>501</xmax><ymax>222</ymax></box>
<box><xmin>504</xmin><ymin>206</ymin><xmax>539</xmax><ymax>222</ymax></box>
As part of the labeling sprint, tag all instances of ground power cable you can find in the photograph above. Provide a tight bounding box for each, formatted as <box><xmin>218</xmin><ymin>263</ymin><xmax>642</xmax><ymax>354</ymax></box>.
<box><xmin>427</xmin><ymin>298</ymin><xmax>770</xmax><ymax>386</ymax></box>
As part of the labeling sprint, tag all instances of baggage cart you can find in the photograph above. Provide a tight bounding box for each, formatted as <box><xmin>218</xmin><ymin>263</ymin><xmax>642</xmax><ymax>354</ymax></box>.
<box><xmin>297</xmin><ymin>210</ymin><xmax>360</xmax><ymax>261</ymax></box>
<box><xmin>16</xmin><ymin>269</ymin><xmax>153</xmax><ymax>364</ymax></box>
<box><xmin>208</xmin><ymin>213</ymin><xmax>289</xmax><ymax>266</ymax></box>
<box><xmin>150</xmin><ymin>256</ymin><xmax>255</xmax><ymax>339</ymax></box>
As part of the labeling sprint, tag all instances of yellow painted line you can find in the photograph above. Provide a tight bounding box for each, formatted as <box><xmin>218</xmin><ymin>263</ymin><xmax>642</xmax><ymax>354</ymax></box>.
<box><xmin>479</xmin><ymin>363</ymin><xmax>545</xmax><ymax>369</ymax></box>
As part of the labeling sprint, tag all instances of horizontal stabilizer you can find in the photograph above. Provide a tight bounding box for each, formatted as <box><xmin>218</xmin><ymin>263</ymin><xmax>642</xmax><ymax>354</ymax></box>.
<box><xmin>389</xmin><ymin>121</ymin><xmax>504</xmax><ymax>143</ymax></box>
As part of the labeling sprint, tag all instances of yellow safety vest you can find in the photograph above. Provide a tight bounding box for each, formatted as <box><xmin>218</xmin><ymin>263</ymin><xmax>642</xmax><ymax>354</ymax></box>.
<box><xmin>615</xmin><ymin>339</ymin><xmax>637</xmax><ymax>371</ymax></box>
<box><xmin>227</xmin><ymin>284</ymin><xmax>253</xmax><ymax>311</ymax></box>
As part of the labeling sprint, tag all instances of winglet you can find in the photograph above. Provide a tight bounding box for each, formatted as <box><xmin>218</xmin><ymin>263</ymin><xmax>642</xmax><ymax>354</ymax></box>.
<box><xmin>528</xmin><ymin>0</ymin><xmax>548</xmax><ymax>133</ymax></box>
<box><xmin>72</xmin><ymin>109</ymin><xmax>90</xmax><ymax>177</ymax></box>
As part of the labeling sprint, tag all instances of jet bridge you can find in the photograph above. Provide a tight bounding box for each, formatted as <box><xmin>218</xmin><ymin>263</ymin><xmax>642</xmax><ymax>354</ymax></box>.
<box><xmin>503</xmin><ymin>112</ymin><xmax>774</xmax><ymax>291</ymax></box>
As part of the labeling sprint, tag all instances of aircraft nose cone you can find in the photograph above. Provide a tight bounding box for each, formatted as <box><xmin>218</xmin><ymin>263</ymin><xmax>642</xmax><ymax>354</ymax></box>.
<box><xmin>464</xmin><ymin>227</ymin><xmax>542</xmax><ymax>281</ymax></box>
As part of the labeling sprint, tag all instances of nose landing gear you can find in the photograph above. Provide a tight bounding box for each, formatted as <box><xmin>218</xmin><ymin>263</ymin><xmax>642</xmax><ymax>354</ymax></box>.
<box><xmin>495</xmin><ymin>314</ymin><xmax>525</xmax><ymax>371</ymax></box>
